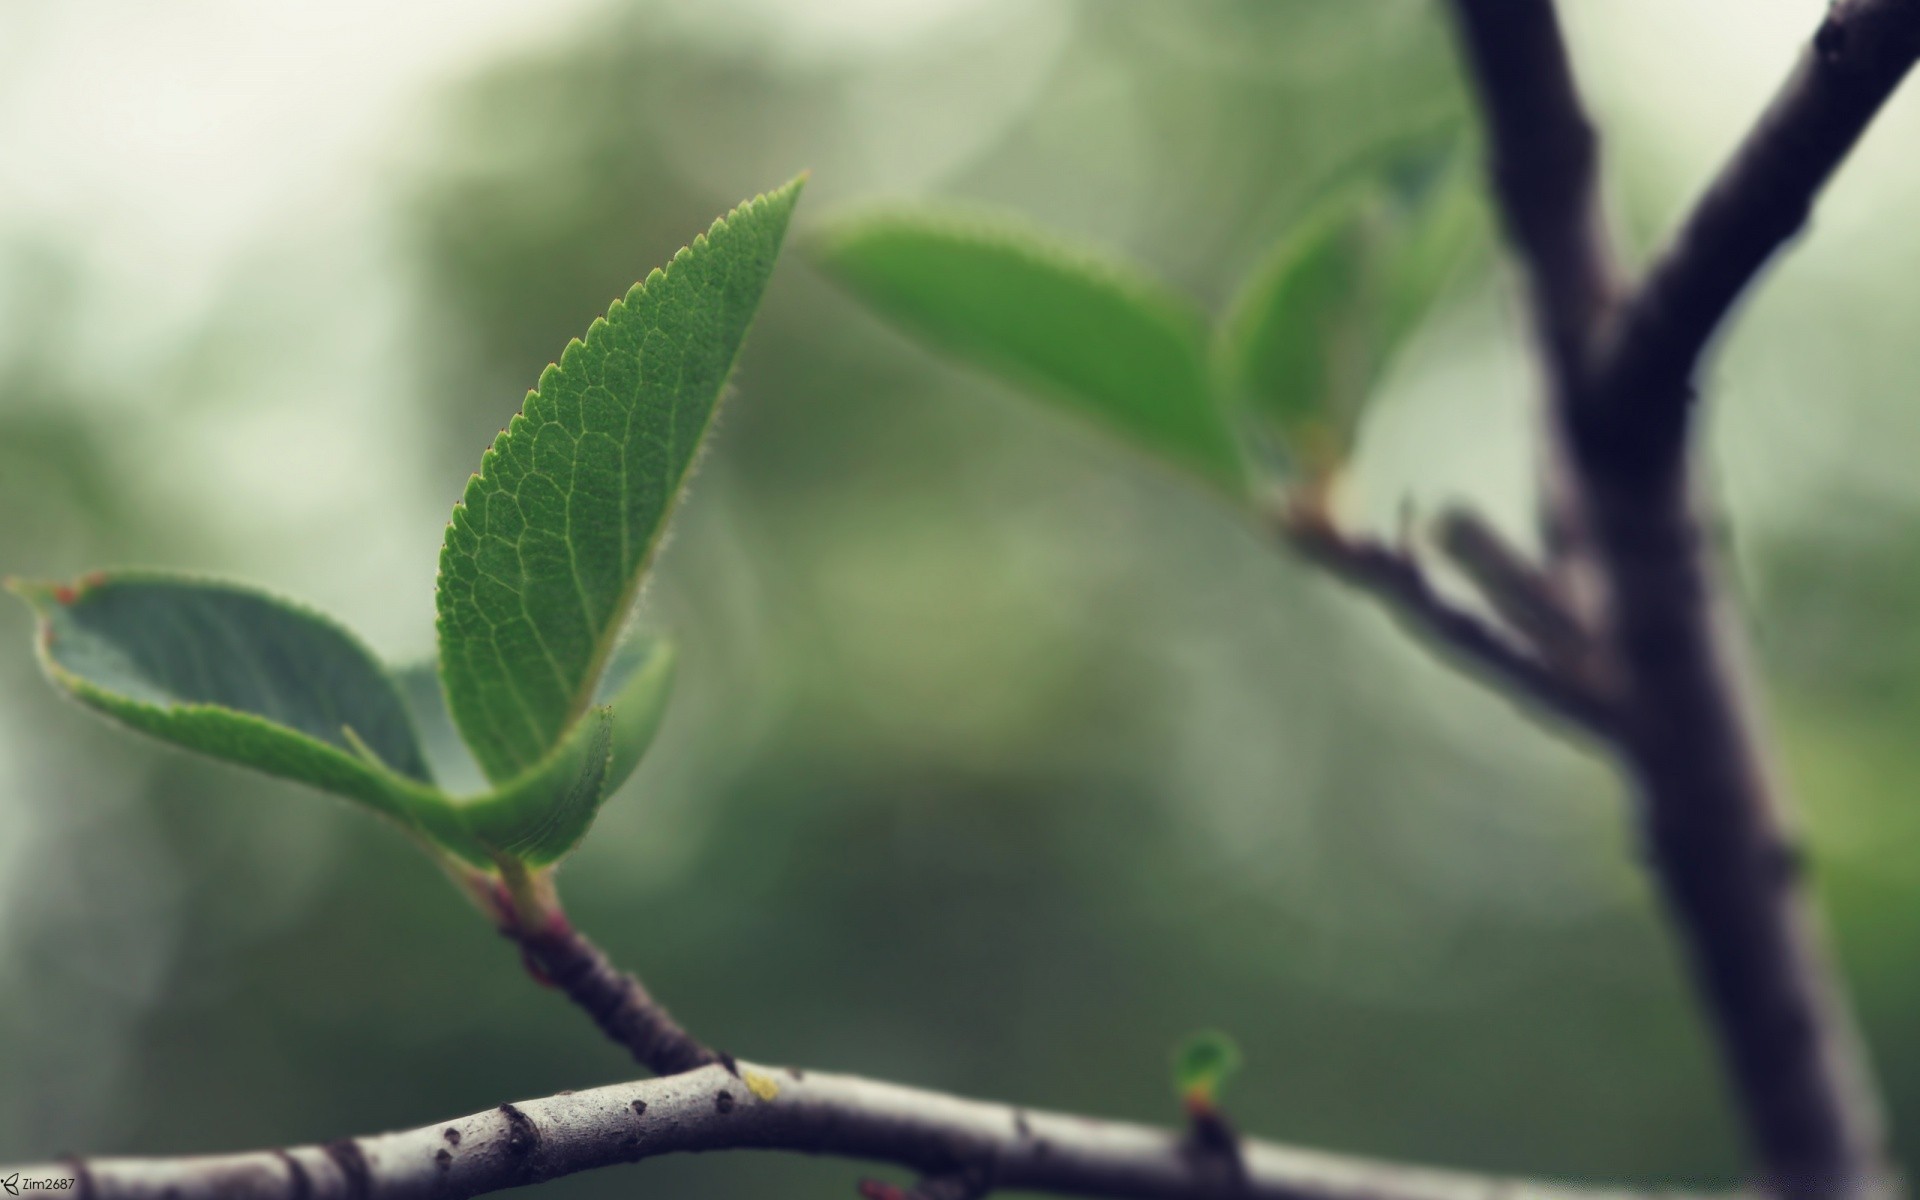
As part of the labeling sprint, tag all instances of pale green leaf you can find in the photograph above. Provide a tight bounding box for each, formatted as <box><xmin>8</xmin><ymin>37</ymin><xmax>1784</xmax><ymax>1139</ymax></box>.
<box><xmin>8</xmin><ymin>571</ymin><xmax>679</xmax><ymax>868</ymax></box>
<box><xmin>437</xmin><ymin>177</ymin><xmax>802</xmax><ymax>785</ymax></box>
<box><xmin>1217</xmin><ymin>132</ymin><xmax>1483</xmax><ymax>472</ymax></box>
<box><xmin>814</xmin><ymin>208</ymin><xmax>1249</xmax><ymax>495</ymax></box>
<box><xmin>596</xmin><ymin>635</ymin><xmax>677</xmax><ymax>797</ymax></box>
<box><xmin>395</xmin><ymin>635</ymin><xmax>676</xmax><ymax>864</ymax></box>
<box><xmin>7</xmin><ymin>572</ymin><xmax>437</xmax><ymax>827</ymax></box>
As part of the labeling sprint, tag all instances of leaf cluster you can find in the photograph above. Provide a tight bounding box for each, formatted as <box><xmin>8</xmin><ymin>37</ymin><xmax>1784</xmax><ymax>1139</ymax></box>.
<box><xmin>7</xmin><ymin>124</ymin><xmax>1478</xmax><ymax>899</ymax></box>
<box><xmin>815</xmin><ymin>124</ymin><xmax>1485</xmax><ymax>499</ymax></box>
<box><xmin>9</xmin><ymin>179</ymin><xmax>804</xmax><ymax>886</ymax></box>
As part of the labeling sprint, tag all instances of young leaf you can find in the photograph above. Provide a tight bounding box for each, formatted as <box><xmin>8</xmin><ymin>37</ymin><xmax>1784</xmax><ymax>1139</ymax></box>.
<box><xmin>1172</xmin><ymin>1030</ymin><xmax>1242</xmax><ymax>1108</ymax></box>
<box><xmin>7</xmin><ymin>571</ymin><xmax>677</xmax><ymax>869</ymax></box>
<box><xmin>462</xmin><ymin>637</ymin><xmax>674</xmax><ymax>864</ymax></box>
<box><xmin>396</xmin><ymin>635</ymin><xmax>676</xmax><ymax>865</ymax></box>
<box><xmin>814</xmin><ymin>208</ymin><xmax>1249</xmax><ymax>496</ymax></box>
<box><xmin>7</xmin><ymin>572</ymin><xmax>436</xmax><ymax>826</ymax></box>
<box><xmin>437</xmin><ymin>178</ymin><xmax>802</xmax><ymax>786</ymax></box>
<box><xmin>1217</xmin><ymin>133</ymin><xmax>1482</xmax><ymax>476</ymax></box>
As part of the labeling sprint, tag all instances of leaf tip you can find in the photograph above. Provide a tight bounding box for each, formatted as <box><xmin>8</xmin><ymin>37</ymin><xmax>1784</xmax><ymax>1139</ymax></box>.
<box><xmin>5</xmin><ymin>574</ymin><xmax>79</xmax><ymax>613</ymax></box>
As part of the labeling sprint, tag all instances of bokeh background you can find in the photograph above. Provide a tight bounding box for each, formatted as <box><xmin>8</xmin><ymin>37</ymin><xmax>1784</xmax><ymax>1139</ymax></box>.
<box><xmin>4</xmin><ymin>1</ymin><xmax>1920</xmax><ymax>1194</ymax></box>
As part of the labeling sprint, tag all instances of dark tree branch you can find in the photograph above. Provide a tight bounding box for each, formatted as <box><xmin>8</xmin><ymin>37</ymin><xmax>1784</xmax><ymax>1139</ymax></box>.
<box><xmin>1432</xmin><ymin>505</ymin><xmax>1594</xmax><ymax>671</ymax></box>
<box><xmin>1585</xmin><ymin>0</ymin><xmax>1920</xmax><ymax>478</ymax></box>
<box><xmin>505</xmin><ymin>913</ymin><xmax>720</xmax><ymax>1077</ymax></box>
<box><xmin>1</xmin><ymin>1062</ymin><xmax>1708</xmax><ymax>1200</ymax></box>
<box><xmin>1437</xmin><ymin>0</ymin><xmax>1618</xmax><ymax>597</ymax></box>
<box><xmin>1442</xmin><ymin>3</ymin><xmax>1919</xmax><ymax>1197</ymax></box>
<box><xmin>1439</xmin><ymin>0</ymin><xmax>1616</xmax><ymax>390</ymax></box>
<box><xmin>1576</xmin><ymin>469</ymin><xmax>1887</xmax><ymax>1200</ymax></box>
<box><xmin>1277</xmin><ymin>505</ymin><xmax>1614</xmax><ymax>739</ymax></box>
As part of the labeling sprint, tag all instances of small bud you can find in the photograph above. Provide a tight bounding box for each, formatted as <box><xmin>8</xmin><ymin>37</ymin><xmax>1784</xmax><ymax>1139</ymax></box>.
<box><xmin>1171</xmin><ymin>1030</ymin><xmax>1241</xmax><ymax>1113</ymax></box>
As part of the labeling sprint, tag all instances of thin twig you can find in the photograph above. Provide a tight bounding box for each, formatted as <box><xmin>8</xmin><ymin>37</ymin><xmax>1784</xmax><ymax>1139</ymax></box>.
<box><xmin>1443</xmin><ymin>2</ymin><xmax>1915</xmax><ymax>1196</ymax></box>
<box><xmin>1277</xmin><ymin>505</ymin><xmax>1613</xmax><ymax>739</ymax></box>
<box><xmin>1</xmin><ymin>1061</ymin><xmax>1712</xmax><ymax>1200</ymax></box>
<box><xmin>1585</xmin><ymin>0</ymin><xmax>1920</xmax><ymax>477</ymax></box>
<box><xmin>494</xmin><ymin>886</ymin><xmax>719</xmax><ymax>1076</ymax></box>
<box><xmin>1432</xmin><ymin>505</ymin><xmax>1592</xmax><ymax>671</ymax></box>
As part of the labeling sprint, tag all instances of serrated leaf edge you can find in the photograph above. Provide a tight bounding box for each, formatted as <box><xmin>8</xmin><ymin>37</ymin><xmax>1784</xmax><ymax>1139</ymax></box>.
<box><xmin>432</xmin><ymin>176</ymin><xmax>803</xmax><ymax>782</ymax></box>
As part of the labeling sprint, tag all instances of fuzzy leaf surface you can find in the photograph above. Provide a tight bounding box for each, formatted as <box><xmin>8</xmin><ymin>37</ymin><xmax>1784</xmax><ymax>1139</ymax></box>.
<box><xmin>396</xmin><ymin>635</ymin><xmax>675</xmax><ymax>863</ymax></box>
<box><xmin>9</xmin><ymin>572</ymin><xmax>433</xmax><ymax>822</ymax></box>
<box><xmin>437</xmin><ymin>178</ymin><xmax>801</xmax><ymax>784</ymax></box>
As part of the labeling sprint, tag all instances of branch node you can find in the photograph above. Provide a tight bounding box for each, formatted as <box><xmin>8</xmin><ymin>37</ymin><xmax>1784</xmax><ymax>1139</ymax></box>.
<box><xmin>1432</xmin><ymin>504</ymin><xmax>1597</xmax><ymax>675</ymax></box>
<box><xmin>1273</xmin><ymin>499</ymin><xmax>1613</xmax><ymax>738</ymax></box>
<box><xmin>1180</xmin><ymin>1104</ymin><xmax>1248</xmax><ymax>1193</ymax></box>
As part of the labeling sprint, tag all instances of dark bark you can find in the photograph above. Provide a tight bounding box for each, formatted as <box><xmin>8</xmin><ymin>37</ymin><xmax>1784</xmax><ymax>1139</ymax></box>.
<box><xmin>506</xmin><ymin>916</ymin><xmax>720</xmax><ymax>1077</ymax></box>
<box><xmin>1440</xmin><ymin>2</ymin><xmax>1919</xmax><ymax>1196</ymax></box>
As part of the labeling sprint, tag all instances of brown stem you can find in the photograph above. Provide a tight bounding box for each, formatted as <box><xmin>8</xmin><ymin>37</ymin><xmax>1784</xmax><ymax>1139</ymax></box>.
<box><xmin>1440</xmin><ymin>0</ymin><xmax>1616</xmax><ymax>389</ymax></box>
<box><xmin>491</xmin><ymin>878</ymin><xmax>719</xmax><ymax>1076</ymax></box>
<box><xmin>1278</xmin><ymin>504</ymin><xmax>1614</xmax><ymax>739</ymax></box>
<box><xmin>1580</xmin><ymin>467</ymin><xmax>1885</xmax><ymax>1199</ymax></box>
<box><xmin>1438</xmin><ymin>0</ymin><xmax>1618</xmax><ymax>621</ymax></box>
<box><xmin>1432</xmin><ymin>504</ymin><xmax>1593</xmax><ymax>671</ymax></box>
<box><xmin>1584</xmin><ymin>0</ymin><xmax>1920</xmax><ymax>479</ymax></box>
<box><xmin>1442</xmin><ymin>1</ymin><xmax>1913</xmax><ymax>1196</ymax></box>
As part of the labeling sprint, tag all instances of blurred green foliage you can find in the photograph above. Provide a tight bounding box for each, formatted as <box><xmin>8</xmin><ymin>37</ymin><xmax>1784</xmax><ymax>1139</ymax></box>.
<box><xmin>5</xmin><ymin>4</ymin><xmax>1920</xmax><ymax>1199</ymax></box>
<box><xmin>814</xmin><ymin>207</ymin><xmax>1247</xmax><ymax>494</ymax></box>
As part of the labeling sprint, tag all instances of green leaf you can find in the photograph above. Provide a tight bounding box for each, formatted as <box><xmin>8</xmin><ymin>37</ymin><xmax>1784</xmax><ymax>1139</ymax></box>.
<box><xmin>396</xmin><ymin>634</ymin><xmax>676</xmax><ymax>864</ymax></box>
<box><xmin>437</xmin><ymin>177</ymin><xmax>802</xmax><ymax>786</ymax></box>
<box><xmin>1172</xmin><ymin>1030</ymin><xmax>1242</xmax><ymax>1105</ymax></box>
<box><xmin>814</xmin><ymin>208</ymin><xmax>1249</xmax><ymax>495</ymax></box>
<box><xmin>8</xmin><ymin>571</ymin><xmax>678</xmax><ymax>869</ymax></box>
<box><xmin>461</xmin><ymin>636</ymin><xmax>674</xmax><ymax>864</ymax></box>
<box><xmin>595</xmin><ymin>635</ymin><xmax>678</xmax><ymax>797</ymax></box>
<box><xmin>7</xmin><ymin>572</ymin><xmax>438</xmax><ymax>828</ymax></box>
<box><xmin>1217</xmin><ymin>130</ymin><xmax>1483</xmax><ymax>474</ymax></box>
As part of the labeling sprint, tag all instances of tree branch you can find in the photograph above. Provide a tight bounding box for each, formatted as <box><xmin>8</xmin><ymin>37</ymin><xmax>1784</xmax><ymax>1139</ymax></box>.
<box><xmin>1585</xmin><ymin>0</ymin><xmax>1920</xmax><ymax>477</ymax></box>
<box><xmin>2</xmin><ymin>1062</ymin><xmax>1705</xmax><ymax>1200</ymax></box>
<box><xmin>1277</xmin><ymin>506</ymin><xmax>1613</xmax><ymax>739</ymax></box>
<box><xmin>1437</xmin><ymin>0</ymin><xmax>1618</xmax><ymax>598</ymax></box>
<box><xmin>1439</xmin><ymin>0</ymin><xmax>1616</xmax><ymax>393</ymax></box>
<box><xmin>1443</xmin><ymin>3</ymin><xmax>1917</xmax><ymax>1197</ymax></box>
<box><xmin>503</xmin><ymin>906</ymin><xmax>719</xmax><ymax>1077</ymax></box>
<box><xmin>1573</xmin><ymin>467</ymin><xmax>1887</xmax><ymax>1200</ymax></box>
<box><xmin>1431</xmin><ymin>505</ymin><xmax>1593</xmax><ymax>671</ymax></box>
